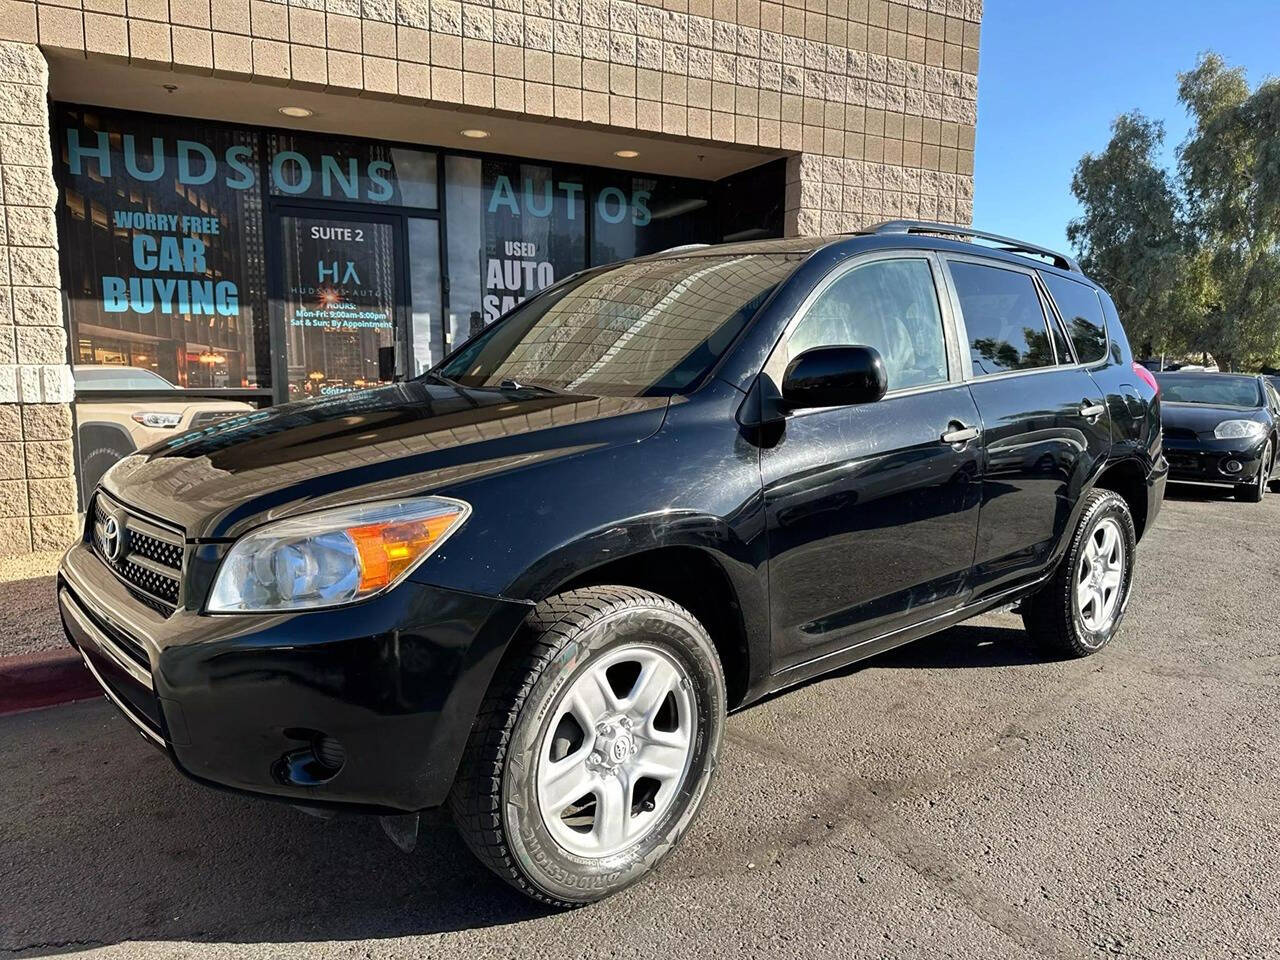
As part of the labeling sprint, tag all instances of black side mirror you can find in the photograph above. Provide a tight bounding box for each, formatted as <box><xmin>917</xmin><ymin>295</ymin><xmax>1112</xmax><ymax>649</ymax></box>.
<box><xmin>781</xmin><ymin>345</ymin><xmax>888</xmax><ymax>408</ymax></box>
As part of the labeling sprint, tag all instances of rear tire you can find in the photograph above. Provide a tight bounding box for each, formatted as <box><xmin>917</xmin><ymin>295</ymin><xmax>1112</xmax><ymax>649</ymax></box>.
<box><xmin>1021</xmin><ymin>488</ymin><xmax>1136</xmax><ymax>658</ymax></box>
<box><xmin>449</xmin><ymin>586</ymin><xmax>726</xmax><ymax>906</ymax></box>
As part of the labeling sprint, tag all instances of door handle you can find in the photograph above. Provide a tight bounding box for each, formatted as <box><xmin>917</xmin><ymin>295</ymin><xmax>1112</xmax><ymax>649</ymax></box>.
<box><xmin>1080</xmin><ymin>400</ymin><xmax>1106</xmax><ymax>419</ymax></box>
<box><xmin>941</xmin><ymin>423</ymin><xmax>980</xmax><ymax>446</ymax></box>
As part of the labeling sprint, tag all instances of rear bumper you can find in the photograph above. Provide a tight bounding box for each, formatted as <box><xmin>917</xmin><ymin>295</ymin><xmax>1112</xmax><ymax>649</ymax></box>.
<box><xmin>59</xmin><ymin>540</ymin><xmax>532</xmax><ymax>813</ymax></box>
<box><xmin>1145</xmin><ymin>454</ymin><xmax>1168</xmax><ymax>534</ymax></box>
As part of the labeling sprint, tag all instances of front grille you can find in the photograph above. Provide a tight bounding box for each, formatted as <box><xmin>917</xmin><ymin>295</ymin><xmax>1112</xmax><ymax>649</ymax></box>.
<box><xmin>91</xmin><ymin>493</ymin><xmax>185</xmax><ymax>612</ymax></box>
<box><xmin>1163</xmin><ymin>427</ymin><xmax>1199</xmax><ymax>442</ymax></box>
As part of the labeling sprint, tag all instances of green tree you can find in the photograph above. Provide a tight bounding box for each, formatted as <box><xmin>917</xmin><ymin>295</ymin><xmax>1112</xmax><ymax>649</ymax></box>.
<box><xmin>1068</xmin><ymin>112</ymin><xmax>1189</xmax><ymax>359</ymax></box>
<box><xmin>1177</xmin><ymin>54</ymin><xmax>1280</xmax><ymax>370</ymax></box>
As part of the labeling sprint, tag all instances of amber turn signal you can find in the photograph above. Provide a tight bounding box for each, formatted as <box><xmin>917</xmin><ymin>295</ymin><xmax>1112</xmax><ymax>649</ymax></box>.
<box><xmin>349</xmin><ymin>510</ymin><xmax>466</xmax><ymax>591</ymax></box>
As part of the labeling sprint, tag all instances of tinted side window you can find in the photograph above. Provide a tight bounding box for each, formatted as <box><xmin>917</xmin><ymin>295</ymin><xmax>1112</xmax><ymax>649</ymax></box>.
<box><xmin>1042</xmin><ymin>272</ymin><xmax>1108</xmax><ymax>364</ymax></box>
<box><xmin>950</xmin><ymin>261</ymin><xmax>1054</xmax><ymax>375</ymax></box>
<box><xmin>789</xmin><ymin>259</ymin><xmax>948</xmax><ymax>391</ymax></box>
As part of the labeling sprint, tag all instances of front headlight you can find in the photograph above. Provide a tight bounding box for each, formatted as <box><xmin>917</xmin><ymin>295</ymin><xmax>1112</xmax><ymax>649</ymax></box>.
<box><xmin>207</xmin><ymin>497</ymin><xmax>470</xmax><ymax>613</ymax></box>
<box><xmin>131</xmin><ymin>411</ymin><xmax>183</xmax><ymax>428</ymax></box>
<box><xmin>1213</xmin><ymin>419</ymin><xmax>1266</xmax><ymax>441</ymax></box>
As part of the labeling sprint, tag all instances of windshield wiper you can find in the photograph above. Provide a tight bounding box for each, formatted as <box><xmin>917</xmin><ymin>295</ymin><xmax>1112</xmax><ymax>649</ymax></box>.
<box><xmin>422</xmin><ymin>370</ymin><xmax>462</xmax><ymax>388</ymax></box>
<box><xmin>497</xmin><ymin>378</ymin><xmax>569</xmax><ymax>396</ymax></box>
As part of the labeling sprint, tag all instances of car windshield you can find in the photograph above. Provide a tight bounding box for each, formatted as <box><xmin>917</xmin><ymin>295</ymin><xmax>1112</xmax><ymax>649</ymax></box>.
<box><xmin>433</xmin><ymin>254</ymin><xmax>803</xmax><ymax>396</ymax></box>
<box><xmin>74</xmin><ymin>367</ymin><xmax>175</xmax><ymax>390</ymax></box>
<box><xmin>1156</xmin><ymin>374</ymin><xmax>1261</xmax><ymax>407</ymax></box>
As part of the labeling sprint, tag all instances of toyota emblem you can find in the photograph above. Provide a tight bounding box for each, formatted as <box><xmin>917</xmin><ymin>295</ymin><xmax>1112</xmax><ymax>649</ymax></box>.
<box><xmin>102</xmin><ymin>515</ymin><xmax>121</xmax><ymax>562</ymax></box>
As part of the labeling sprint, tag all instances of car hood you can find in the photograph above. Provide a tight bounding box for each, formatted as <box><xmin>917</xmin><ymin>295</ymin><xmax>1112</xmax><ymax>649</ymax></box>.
<box><xmin>102</xmin><ymin>381</ymin><xmax>670</xmax><ymax>539</ymax></box>
<box><xmin>1161</xmin><ymin>401</ymin><xmax>1269</xmax><ymax>435</ymax></box>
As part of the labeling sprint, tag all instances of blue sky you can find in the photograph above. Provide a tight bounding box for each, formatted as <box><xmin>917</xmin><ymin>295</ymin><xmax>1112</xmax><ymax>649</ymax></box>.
<box><xmin>973</xmin><ymin>0</ymin><xmax>1280</xmax><ymax>256</ymax></box>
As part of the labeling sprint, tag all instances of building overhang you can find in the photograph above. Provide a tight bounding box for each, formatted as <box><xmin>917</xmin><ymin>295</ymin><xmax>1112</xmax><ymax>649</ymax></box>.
<box><xmin>46</xmin><ymin>51</ymin><xmax>783</xmax><ymax>181</ymax></box>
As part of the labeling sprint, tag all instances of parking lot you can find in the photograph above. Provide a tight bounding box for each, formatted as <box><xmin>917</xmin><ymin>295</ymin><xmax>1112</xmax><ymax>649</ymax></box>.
<box><xmin>2</xmin><ymin>483</ymin><xmax>1277</xmax><ymax>960</ymax></box>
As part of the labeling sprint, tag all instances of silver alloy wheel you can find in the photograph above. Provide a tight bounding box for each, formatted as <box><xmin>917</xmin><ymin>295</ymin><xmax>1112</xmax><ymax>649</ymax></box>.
<box><xmin>535</xmin><ymin>643</ymin><xmax>697</xmax><ymax>859</ymax></box>
<box><xmin>1260</xmin><ymin>443</ymin><xmax>1272</xmax><ymax>496</ymax></box>
<box><xmin>1076</xmin><ymin>516</ymin><xmax>1125</xmax><ymax>633</ymax></box>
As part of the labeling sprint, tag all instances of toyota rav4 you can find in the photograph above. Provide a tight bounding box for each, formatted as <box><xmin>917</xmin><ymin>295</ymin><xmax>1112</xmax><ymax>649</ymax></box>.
<box><xmin>59</xmin><ymin>222</ymin><xmax>1166</xmax><ymax>906</ymax></box>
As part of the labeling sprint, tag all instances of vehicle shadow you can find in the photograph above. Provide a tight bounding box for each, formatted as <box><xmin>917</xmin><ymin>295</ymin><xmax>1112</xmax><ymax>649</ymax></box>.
<box><xmin>867</xmin><ymin>621</ymin><xmax>1048</xmax><ymax>670</ymax></box>
<box><xmin>1162</xmin><ymin>480</ymin><xmax>1239</xmax><ymax>502</ymax></box>
<box><xmin>742</xmin><ymin>618</ymin><xmax>1056</xmax><ymax>713</ymax></box>
<box><xmin>0</xmin><ymin>703</ymin><xmax>552</xmax><ymax>956</ymax></box>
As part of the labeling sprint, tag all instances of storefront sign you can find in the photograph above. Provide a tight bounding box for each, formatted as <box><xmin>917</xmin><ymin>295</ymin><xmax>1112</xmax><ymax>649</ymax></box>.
<box><xmin>65</xmin><ymin>128</ymin><xmax>431</xmax><ymax>205</ymax></box>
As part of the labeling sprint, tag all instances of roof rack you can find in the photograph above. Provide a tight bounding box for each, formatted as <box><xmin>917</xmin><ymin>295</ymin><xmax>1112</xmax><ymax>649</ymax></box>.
<box><xmin>865</xmin><ymin>221</ymin><xmax>1083</xmax><ymax>274</ymax></box>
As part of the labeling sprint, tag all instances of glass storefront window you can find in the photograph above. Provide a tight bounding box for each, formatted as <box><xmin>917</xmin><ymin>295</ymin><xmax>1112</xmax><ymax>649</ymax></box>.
<box><xmin>444</xmin><ymin>155</ymin><xmax>588</xmax><ymax>349</ymax></box>
<box><xmin>267</xmin><ymin>133</ymin><xmax>437</xmax><ymax>208</ymax></box>
<box><xmin>408</xmin><ymin>219</ymin><xmax>444</xmax><ymax>375</ymax></box>
<box><xmin>590</xmin><ymin>174</ymin><xmax>713</xmax><ymax>264</ymax></box>
<box><xmin>57</xmin><ymin>106</ymin><xmax>270</xmax><ymax>390</ymax></box>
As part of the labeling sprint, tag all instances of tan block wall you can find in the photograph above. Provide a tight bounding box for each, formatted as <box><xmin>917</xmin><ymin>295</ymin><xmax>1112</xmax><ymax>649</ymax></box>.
<box><xmin>0</xmin><ymin>40</ymin><xmax>77</xmax><ymax>556</ymax></box>
<box><xmin>8</xmin><ymin>0</ymin><xmax>979</xmax><ymax>234</ymax></box>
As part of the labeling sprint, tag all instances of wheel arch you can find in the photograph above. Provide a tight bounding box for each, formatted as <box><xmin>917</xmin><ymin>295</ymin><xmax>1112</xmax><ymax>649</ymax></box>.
<box><xmin>498</xmin><ymin>514</ymin><xmax>770</xmax><ymax>710</ymax></box>
<box><xmin>1092</xmin><ymin>457</ymin><xmax>1151</xmax><ymax>540</ymax></box>
<box><xmin>547</xmin><ymin>545</ymin><xmax>758</xmax><ymax>708</ymax></box>
<box><xmin>77</xmin><ymin>419</ymin><xmax>136</xmax><ymax>452</ymax></box>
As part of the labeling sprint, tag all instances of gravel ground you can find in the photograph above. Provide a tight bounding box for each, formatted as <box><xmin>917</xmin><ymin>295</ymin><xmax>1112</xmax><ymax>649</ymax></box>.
<box><xmin>0</xmin><ymin>551</ymin><xmax>63</xmax><ymax>658</ymax></box>
<box><xmin>1</xmin><ymin>483</ymin><xmax>1277</xmax><ymax>959</ymax></box>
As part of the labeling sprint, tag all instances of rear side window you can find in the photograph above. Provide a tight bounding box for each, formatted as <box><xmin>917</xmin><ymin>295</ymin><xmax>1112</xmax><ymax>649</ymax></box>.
<box><xmin>949</xmin><ymin>261</ymin><xmax>1054</xmax><ymax>375</ymax></box>
<box><xmin>1042</xmin><ymin>273</ymin><xmax>1108</xmax><ymax>364</ymax></box>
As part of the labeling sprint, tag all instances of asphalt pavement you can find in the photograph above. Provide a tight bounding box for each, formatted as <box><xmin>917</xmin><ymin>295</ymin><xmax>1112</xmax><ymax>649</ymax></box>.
<box><xmin>1</xmin><ymin>483</ymin><xmax>1277</xmax><ymax>959</ymax></box>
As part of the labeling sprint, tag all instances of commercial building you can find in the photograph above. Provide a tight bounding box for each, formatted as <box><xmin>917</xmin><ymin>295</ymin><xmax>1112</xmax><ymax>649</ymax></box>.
<box><xmin>0</xmin><ymin>0</ymin><xmax>981</xmax><ymax>553</ymax></box>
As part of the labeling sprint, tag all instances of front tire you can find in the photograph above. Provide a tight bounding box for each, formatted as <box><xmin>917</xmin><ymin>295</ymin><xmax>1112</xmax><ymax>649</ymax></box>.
<box><xmin>1237</xmin><ymin>441</ymin><xmax>1272</xmax><ymax>502</ymax></box>
<box><xmin>1022</xmin><ymin>488</ymin><xmax>1137</xmax><ymax>658</ymax></box>
<box><xmin>449</xmin><ymin>586</ymin><xmax>726</xmax><ymax>906</ymax></box>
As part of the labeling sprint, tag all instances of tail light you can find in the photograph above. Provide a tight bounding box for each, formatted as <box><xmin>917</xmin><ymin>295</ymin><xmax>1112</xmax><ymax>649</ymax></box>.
<box><xmin>1132</xmin><ymin>362</ymin><xmax>1159</xmax><ymax>395</ymax></box>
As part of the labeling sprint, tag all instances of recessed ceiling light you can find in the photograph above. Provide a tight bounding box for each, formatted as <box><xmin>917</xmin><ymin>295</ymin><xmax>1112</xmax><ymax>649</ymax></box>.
<box><xmin>460</xmin><ymin>128</ymin><xmax>490</xmax><ymax>139</ymax></box>
<box><xmin>614</xmin><ymin>149</ymin><xmax>640</xmax><ymax>159</ymax></box>
<box><xmin>278</xmin><ymin>106</ymin><xmax>314</xmax><ymax>118</ymax></box>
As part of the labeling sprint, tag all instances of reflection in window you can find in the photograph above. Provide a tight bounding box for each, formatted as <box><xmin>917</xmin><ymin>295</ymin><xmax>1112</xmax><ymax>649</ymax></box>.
<box><xmin>444</xmin><ymin>155</ymin><xmax>588</xmax><ymax>351</ymax></box>
<box><xmin>590</xmin><ymin>174</ymin><xmax>712</xmax><ymax>264</ymax></box>
<box><xmin>1042</xmin><ymin>272</ymin><xmax>1108</xmax><ymax>365</ymax></box>
<box><xmin>58</xmin><ymin>106</ymin><xmax>269</xmax><ymax>389</ymax></box>
<box><xmin>950</xmin><ymin>262</ymin><xmax>1054</xmax><ymax>375</ymax></box>
<box><xmin>278</xmin><ymin>216</ymin><xmax>398</xmax><ymax>399</ymax></box>
<box><xmin>73</xmin><ymin>366</ymin><xmax>175</xmax><ymax>390</ymax></box>
<box><xmin>438</xmin><ymin>254</ymin><xmax>801</xmax><ymax>396</ymax></box>
<box><xmin>408</xmin><ymin>218</ymin><xmax>443</xmax><ymax>375</ymax></box>
<box><xmin>788</xmin><ymin>259</ymin><xmax>948</xmax><ymax>391</ymax></box>
<box><xmin>267</xmin><ymin>133</ymin><xmax>437</xmax><ymax>207</ymax></box>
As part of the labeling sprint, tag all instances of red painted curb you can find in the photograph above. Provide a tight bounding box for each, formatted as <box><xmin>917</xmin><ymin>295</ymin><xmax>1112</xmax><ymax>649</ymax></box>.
<box><xmin>0</xmin><ymin>648</ymin><xmax>101</xmax><ymax>717</ymax></box>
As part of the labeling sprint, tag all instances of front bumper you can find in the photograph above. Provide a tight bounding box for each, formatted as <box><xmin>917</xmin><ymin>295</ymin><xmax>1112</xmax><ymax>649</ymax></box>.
<box><xmin>1161</xmin><ymin>437</ymin><xmax>1267</xmax><ymax>485</ymax></box>
<box><xmin>59</xmin><ymin>540</ymin><xmax>532</xmax><ymax>813</ymax></box>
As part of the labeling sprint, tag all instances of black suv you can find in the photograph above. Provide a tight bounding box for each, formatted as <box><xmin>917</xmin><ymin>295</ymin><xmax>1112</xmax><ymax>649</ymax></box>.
<box><xmin>59</xmin><ymin>222</ymin><xmax>1166</xmax><ymax>906</ymax></box>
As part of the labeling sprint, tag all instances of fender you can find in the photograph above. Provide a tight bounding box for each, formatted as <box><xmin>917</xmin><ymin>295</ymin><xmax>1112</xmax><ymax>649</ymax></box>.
<box><xmin>416</xmin><ymin>509</ymin><xmax>772</xmax><ymax>804</ymax></box>
<box><xmin>505</xmin><ymin>508</ymin><xmax>772</xmax><ymax>697</ymax></box>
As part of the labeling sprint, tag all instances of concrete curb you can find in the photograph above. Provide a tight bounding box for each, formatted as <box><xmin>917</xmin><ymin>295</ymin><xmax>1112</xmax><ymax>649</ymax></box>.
<box><xmin>0</xmin><ymin>649</ymin><xmax>100</xmax><ymax>717</ymax></box>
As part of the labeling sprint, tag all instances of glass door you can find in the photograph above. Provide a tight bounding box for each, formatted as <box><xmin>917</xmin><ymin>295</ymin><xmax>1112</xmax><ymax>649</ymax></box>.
<box><xmin>275</xmin><ymin>208</ymin><xmax>404</xmax><ymax>402</ymax></box>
